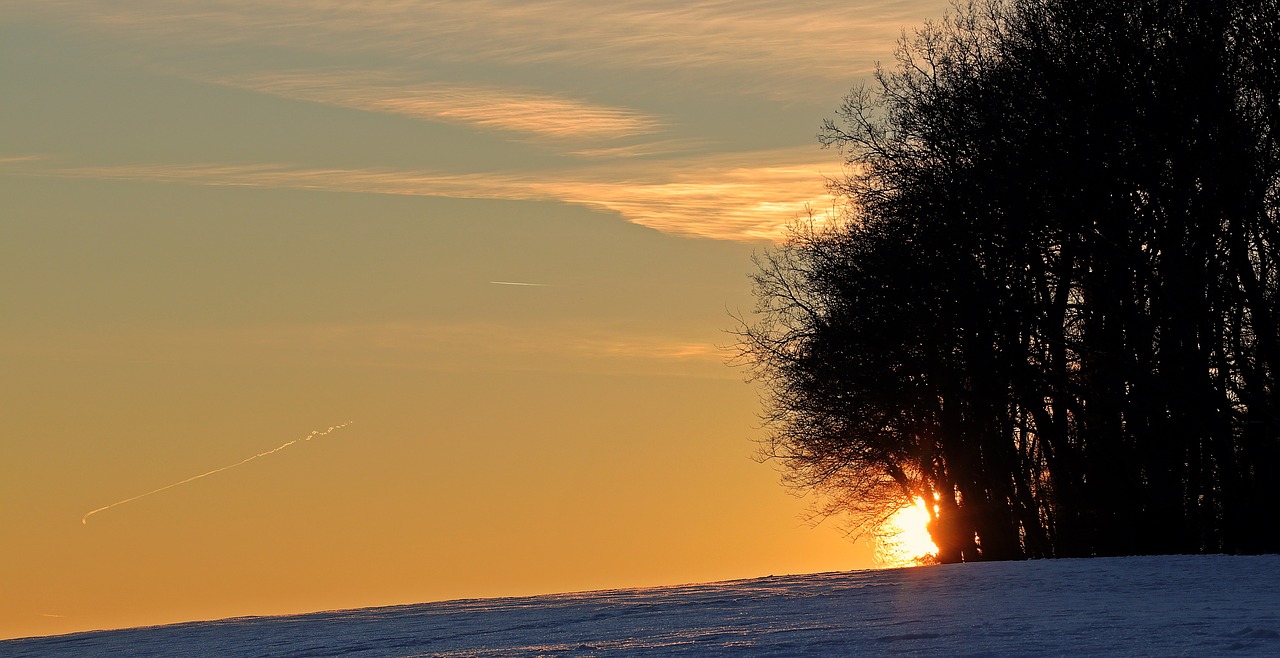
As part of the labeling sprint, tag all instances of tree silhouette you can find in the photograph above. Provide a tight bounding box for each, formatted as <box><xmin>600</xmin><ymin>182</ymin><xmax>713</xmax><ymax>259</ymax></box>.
<box><xmin>737</xmin><ymin>0</ymin><xmax>1280</xmax><ymax>561</ymax></box>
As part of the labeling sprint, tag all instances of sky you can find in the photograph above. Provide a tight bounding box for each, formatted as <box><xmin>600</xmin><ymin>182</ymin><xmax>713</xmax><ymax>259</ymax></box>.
<box><xmin>1</xmin><ymin>0</ymin><xmax>949</xmax><ymax>640</ymax></box>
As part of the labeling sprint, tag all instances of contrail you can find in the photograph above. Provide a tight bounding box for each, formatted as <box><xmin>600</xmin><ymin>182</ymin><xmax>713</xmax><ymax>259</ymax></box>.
<box><xmin>81</xmin><ymin>422</ymin><xmax>353</xmax><ymax>525</ymax></box>
<box><xmin>488</xmin><ymin>280</ymin><xmax>554</xmax><ymax>287</ymax></box>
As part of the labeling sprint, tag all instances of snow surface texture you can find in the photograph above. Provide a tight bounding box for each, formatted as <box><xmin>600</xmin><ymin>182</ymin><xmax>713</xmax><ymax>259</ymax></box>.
<box><xmin>6</xmin><ymin>555</ymin><xmax>1279</xmax><ymax>657</ymax></box>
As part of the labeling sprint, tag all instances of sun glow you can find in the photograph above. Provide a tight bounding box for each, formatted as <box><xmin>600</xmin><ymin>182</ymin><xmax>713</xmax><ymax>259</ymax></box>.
<box><xmin>875</xmin><ymin>497</ymin><xmax>939</xmax><ymax>568</ymax></box>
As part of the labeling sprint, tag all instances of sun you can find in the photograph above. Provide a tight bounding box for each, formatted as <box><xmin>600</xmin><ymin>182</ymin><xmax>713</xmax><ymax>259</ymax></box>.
<box><xmin>874</xmin><ymin>497</ymin><xmax>939</xmax><ymax>567</ymax></box>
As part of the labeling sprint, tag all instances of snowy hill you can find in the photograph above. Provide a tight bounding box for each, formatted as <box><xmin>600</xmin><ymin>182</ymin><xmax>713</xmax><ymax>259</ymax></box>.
<box><xmin>6</xmin><ymin>555</ymin><xmax>1278</xmax><ymax>657</ymax></box>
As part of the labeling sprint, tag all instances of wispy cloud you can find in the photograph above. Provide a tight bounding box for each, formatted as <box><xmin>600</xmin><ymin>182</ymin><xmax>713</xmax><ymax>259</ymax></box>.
<box><xmin>571</xmin><ymin>337</ymin><xmax>722</xmax><ymax>361</ymax></box>
<box><xmin>219</xmin><ymin>71</ymin><xmax>664</xmax><ymax>142</ymax></box>
<box><xmin>316</xmin><ymin>322</ymin><xmax>725</xmax><ymax>364</ymax></box>
<box><xmin>548</xmin><ymin>155</ymin><xmax>839</xmax><ymax>240</ymax></box>
<box><xmin>1</xmin><ymin>150</ymin><xmax>839</xmax><ymax>241</ymax></box>
<box><xmin>11</xmin><ymin>0</ymin><xmax>947</xmax><ymax>97</ymax></box>
<box><xmin>3</xmin><ymin>322</ymin><xmax>731</xmax><ymax>377</ymax></box>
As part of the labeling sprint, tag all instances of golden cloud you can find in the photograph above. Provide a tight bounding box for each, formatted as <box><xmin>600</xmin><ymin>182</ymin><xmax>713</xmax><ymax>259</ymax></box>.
<box><xmin>289</xmin><ymin>322</ymin><xmax>725</xmax><ymax>364</ymax></box>
<box><xmin>2</xmin><ymin>321</ymin><xmax>731</xmax><ymax>378</ymax></box>
<box><xmin>220</xmin><ymin>71</ymin><xmax>664</xmax><ymax>142</ymax></box>
<box><xmin>2</xmin><ymin>149</ymin><xmax>841</xmax><ymax>241</ymax></box>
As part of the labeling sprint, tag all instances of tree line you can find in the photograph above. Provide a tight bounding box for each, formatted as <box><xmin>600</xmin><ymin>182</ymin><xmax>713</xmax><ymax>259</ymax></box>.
<box><xmin>737</xmin><ymin>0</ymin><xmax>1280</xmax><ymax>562</ymax></box>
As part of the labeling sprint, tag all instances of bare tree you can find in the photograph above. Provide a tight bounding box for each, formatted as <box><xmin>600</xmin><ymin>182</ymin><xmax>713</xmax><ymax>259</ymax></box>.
<box><xmin>737</xmin><ymin>0</ymin><xmax>1280</xmax><ymax>561</ymax></box>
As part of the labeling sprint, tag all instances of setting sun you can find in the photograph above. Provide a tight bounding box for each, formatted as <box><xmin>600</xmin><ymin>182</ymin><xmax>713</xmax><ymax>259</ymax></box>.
<box><xmin>876</xmin><ymin>498</ymin><xmax>939</xmax><ymax>567</ymax></box>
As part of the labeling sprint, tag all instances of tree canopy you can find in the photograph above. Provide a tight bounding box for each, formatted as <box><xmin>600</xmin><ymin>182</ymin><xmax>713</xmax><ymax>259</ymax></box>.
<box><xmin>738</xmin><ymin>0</ymin><xmax>1280</xmax><ymax>562</ymax></box>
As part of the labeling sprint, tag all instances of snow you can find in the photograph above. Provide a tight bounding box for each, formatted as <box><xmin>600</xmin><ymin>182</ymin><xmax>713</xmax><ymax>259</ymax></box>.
<box><xmin>6</xmin><ymin>555</ymin><xmax>1278</xmax><ymax>656</ymax></box>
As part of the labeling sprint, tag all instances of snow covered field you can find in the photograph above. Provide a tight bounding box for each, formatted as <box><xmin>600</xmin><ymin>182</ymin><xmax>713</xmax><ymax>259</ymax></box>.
<box><xmin>6</xmin><ymin>554</ymin><xmax>1278</xmax><ymax>656</ymax></box>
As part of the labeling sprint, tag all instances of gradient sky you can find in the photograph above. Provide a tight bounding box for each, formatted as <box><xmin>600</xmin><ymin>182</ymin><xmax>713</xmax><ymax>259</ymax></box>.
<box><xmin>1</xmin><ymin>0</ymin><xmax>949</xmax><ymax>640</ymax></box>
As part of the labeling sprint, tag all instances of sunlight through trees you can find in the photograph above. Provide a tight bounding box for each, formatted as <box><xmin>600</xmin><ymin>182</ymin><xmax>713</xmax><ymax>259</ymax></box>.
<box><xmin>875</xmin><ymin>498</ymin><xmax>940</xmax><ymax>567</ymax></box>
<box><xmin>738</xmin><ymin>0</ymin><xmax>1280</xmax><ymax>562</ymax></box>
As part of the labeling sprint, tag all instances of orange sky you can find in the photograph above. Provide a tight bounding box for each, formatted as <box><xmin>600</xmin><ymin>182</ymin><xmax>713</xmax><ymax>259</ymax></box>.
<box><xmin>0</xmin><ymin>0</ymin><xmax>949</xmax><ymax>640</ymax></box>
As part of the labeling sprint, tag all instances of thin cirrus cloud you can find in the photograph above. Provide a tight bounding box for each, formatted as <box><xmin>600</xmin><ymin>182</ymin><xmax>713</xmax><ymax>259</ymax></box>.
<box><xmin>308</xmin><ymin>322</ymin><xmax>725</xmax><ymax>364</ymax></box>
<box><xmin>5</xmin><ymin>322</ymin><xmax>727</xmax><ymax>375</ymax></box>
<box><xmin>219</xmin><ymin>71</ymin><xmax>665</xmax><ymax>143</ymax></box>
<box><xmin>9</xmin><ymin>0</ymin><xmax>945</xmax><ymax>97</ymax></box>
<box><xmin>2</xmin><ymin>150</ymin><xmax>839</xmax><ymax>241</ymax></box>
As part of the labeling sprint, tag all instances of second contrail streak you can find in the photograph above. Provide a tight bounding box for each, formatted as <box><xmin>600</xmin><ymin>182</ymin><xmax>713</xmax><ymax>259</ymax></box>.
<box><xmin>81</xmin><ymin>422</ymin><xmax>353</xmax><ymax>525</ymax></box>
